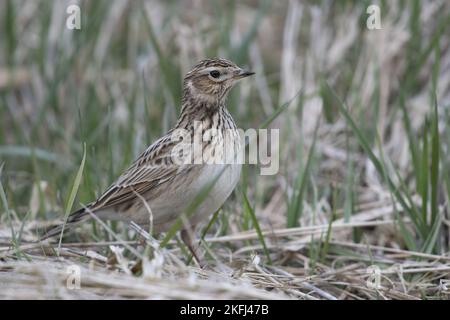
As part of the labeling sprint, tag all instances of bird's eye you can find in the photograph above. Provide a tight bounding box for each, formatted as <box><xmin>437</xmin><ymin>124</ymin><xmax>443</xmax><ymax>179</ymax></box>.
<box><xmin>209</xmin><ymin>70</ymin><xmax>220</xmax><ymax>78</ymax></box>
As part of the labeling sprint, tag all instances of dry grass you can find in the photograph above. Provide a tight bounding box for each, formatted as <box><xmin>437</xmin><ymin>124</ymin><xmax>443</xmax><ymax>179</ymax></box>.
<box><xmin>1</xmin><ymin>204</ymin><xmax>449</xmax><ymax>300</ymax></box>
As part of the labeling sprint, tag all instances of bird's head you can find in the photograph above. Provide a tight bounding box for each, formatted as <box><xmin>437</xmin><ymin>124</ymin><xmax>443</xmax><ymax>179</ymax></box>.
<box><xmin>183</xmin><ymin>58</ymin><xmax>254</xmax><ymax>104</ymax></box>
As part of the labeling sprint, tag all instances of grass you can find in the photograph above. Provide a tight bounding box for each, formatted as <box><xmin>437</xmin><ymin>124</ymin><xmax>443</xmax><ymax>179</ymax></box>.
<box><xmin>1</xmin><ymin>0</ymin><xmax>450</xmax><ymax>299</ymax></box>
<box><xmin>57</xmin><ymin>142</ymin><xmax>86</xmax><ymax>252</ymax></box>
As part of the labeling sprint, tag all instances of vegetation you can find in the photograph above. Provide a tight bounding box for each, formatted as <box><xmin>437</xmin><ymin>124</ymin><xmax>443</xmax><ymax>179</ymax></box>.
<box><xmin>1</xmin><ymin>0</ymin><xmax>450</xmax><ymax>299</ymax></box>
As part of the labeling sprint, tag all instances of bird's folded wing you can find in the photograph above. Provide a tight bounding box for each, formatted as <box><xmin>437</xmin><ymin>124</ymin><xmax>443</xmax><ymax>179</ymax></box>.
<box><xmin>90</xmin><ymin>137</ymin><xmax>190</xmax><ymax>210</ymax></box>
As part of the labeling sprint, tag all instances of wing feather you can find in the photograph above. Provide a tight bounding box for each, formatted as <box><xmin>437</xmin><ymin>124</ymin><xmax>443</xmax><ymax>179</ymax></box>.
<box><xmin>90</xmin><ymin>134</ymin><xmax>190</xmax><ymax>210</ymax></box>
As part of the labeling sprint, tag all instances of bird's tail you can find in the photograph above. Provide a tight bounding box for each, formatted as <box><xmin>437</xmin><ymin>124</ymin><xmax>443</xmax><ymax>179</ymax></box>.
<box><xmin>40</xmin><ymin>208</ymin><xmax>90</xmax><ymax>241</ymax></box>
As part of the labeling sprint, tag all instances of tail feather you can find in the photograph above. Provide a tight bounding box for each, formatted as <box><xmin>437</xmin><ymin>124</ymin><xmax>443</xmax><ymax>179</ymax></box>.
<box><xmin>40</xmin><ymin>208</ymin><xmax>89</xmax><ymax>241</ymax></box>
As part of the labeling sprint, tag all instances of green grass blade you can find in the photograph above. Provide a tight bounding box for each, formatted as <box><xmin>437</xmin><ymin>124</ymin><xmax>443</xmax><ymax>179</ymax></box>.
<box><xmin>430</xmin><ymin>96</ymin><xmax>440</xmax><ymax>228</ymax></box>
<box><xmin>287</xmin><ymin>116</ymin><xmax>320</xmax><ymax>228</ymax></box>
<box><xmin>57</xmin><ymin>143</ymin><xmax>87</xmax><ymax>252</ymax></box>
<box><xmin>0</xmin><ymin>163</ymin><xmax>28</xmax><ymax>259</ymax></box>
<box><xmin>259</xmin><ymin>89</ymin><xmax>303</xmax><ymax>130</ymax></box>
<box><xmin>399</xmin><ymin>93</ymin><xmax>420</xmax><ymax>185</ymax></box>
<box><xmin>420</xmin><ymin>214</ymin><xmax>441</xmax><ymax>254</ymax></box>
<box><xmin>242</xmin><ymin>191</ymin><xmax>272</xmax><ymax>264</ymax></box>
<box><xmin>232</xmin><ymin>0</ymin><xmax>270</xmax><ymax>64</ymax></box>
<box><xmin>320</xmin><ymin>211</ymin><xmax>335</xmax><ymax>263</ymax></box>
<box><xmin>420</xmin><ymin>122</ymin><xmax>429</xmax><ymax>225</ymax></box>
<box><xmin>0</xmin><ymin>145</ymin><xmax>71</xmax><ymax>168</ymax></box>
<box><xmin>201</xmin><ymin>209</ymin><xmax>221</xmax><ymax>241</ymax></box>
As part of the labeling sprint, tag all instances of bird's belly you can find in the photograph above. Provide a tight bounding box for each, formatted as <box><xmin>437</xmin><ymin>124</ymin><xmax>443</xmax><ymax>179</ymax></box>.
<box><xmin>190</xmin><ymin>163</ymin><xmax>242</xmax><ymax>225</ymax></box>
<box><xmin>131</xmin><ymin>164</ymin><xmax>241</xmax><ymax>232</ymax></box>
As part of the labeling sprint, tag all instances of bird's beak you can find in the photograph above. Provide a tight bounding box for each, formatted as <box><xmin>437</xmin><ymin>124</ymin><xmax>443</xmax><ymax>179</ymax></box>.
<box><xmin>235</xmin><ymin>69</ymin><xmax>255</xmax><ymax>79</ymax></box>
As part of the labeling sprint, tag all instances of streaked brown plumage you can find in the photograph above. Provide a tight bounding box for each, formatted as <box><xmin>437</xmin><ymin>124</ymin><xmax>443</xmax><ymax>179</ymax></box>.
<box><xmin>42</xmin><ymin>58</ymin><xmax>254</xmax><ymax>266</ymax></box>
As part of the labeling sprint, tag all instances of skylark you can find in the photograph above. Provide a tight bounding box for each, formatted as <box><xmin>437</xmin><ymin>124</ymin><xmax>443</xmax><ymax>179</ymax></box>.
<box><xmin>43</xmin><ymin>58</ymin><xmax>254</xmax><ymax>265</ymax></box>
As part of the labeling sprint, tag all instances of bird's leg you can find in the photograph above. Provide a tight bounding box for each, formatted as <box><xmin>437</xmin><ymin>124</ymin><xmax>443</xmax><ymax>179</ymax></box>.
<box><xmin>181</xmin><ymin>227</ymin><xmax>206</xmax><ymax>268</ymax></box>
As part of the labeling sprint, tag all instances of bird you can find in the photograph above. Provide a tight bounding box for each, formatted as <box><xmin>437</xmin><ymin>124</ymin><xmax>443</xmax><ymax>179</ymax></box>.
<box><xmin>42</xmin><ymin>58</ymin><xmax>254</xmax><ymax>266</ymax></box>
